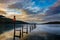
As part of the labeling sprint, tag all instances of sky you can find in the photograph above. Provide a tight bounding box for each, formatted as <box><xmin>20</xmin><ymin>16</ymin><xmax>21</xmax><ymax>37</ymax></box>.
<box><xmin>8</xmin><ymin>0</ymin><xmax>57</xmax><ymax>14</ymax></box>
<box><xmin>32</xmin><ymin>0</ymin><xmax>57</xmax><ymax>8</ymax></box>
<box><xmin>0</xmin><ymin>0</ymin><xmax>57</xmax><ymax>14</ymax></box>
<box><xmin>0</xmin><ymin>0</ymin><xmax>60</xmax><ymax>23</ymax></box>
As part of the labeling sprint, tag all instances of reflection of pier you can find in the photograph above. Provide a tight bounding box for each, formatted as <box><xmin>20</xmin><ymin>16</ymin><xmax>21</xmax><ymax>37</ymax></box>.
<box><xmin>13</xmin><ymin>24</ymin><xmax>36</xmax><ymax>40</ymax></box>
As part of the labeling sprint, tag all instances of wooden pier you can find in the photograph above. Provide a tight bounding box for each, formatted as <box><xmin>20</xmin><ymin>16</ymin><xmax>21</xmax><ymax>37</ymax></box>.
<box><xmin>13</xmin><ymin>16</ymin><xmax>36</xmax><ymax>40</ymax></box>
<box><xmin>13</xmin><ymin>24</ymin><xmax>36</xmax><ymax>40</ymax></box>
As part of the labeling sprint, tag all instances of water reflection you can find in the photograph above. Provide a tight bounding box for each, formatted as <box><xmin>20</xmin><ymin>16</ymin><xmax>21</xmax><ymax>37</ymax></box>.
<box><xmin>0</xmin><ymin>24</ymin><xmax>60</xmax><ymax>40</ymax></box>
<box><xmin>27</xmin><ymin>24</ymin><xmax>60</xmax><ymax>40</ymax></box>
<box><xmin>32</xmin><ymin>24</ymin><xmax>60</xmax><ymax>35</ymax></box>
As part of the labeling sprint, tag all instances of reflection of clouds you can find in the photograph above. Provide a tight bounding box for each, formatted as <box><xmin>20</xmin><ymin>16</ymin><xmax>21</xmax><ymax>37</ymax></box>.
<box><xmin>0</xmin><ymin>30</ymin><xmax>14</xmax><ymax>40</ymax></box>
<box><xmin>31</xmin><ymin>24</ymin><xmax>60</xmax><ymax>35</ymax></box>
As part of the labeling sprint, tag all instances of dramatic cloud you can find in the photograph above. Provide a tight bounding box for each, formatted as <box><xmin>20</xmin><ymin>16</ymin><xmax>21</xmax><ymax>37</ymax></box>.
<box><xmin>43</xmin><ymin>0</ymin><xmax>60</xmax><ymax>22</ymax></box>
<box><xmin>0</xmin><ymin>0</ymin><xmax>9</xmax><ymax>3</ymax></box>
<box><xmin>0</xmin><ymin>0</ymin><xmax>21</xmax><ymax>8</ymax></box>
<box><xmin>8</xmin><ymin>0</ymin><xmax>32</xmax><ymax>8</ymax></box>
<box><xmin>0</xmin><ymin>0</ymin><xmax>58</xmax><ymax>23</ymax></box>
<box><xmin>0</xmin><ymin>0</ymin><xmax>20</xmax><ymax>3</ymax></box>
<box><xmin>44</xmin><ymin>13</ymin><xmax>60</xmax><ymax>22</ymax></box>
<box><xmin>8</xmin><ymin>1</ymin><xmax>45</xmax><ymax>14</ymax></box>
<box><xmin>45</xmin><ymin>0</ymin><xmax>60</xmax><ymax>16</ymax></box>
<box><xmin>8</xmin><ymin>0</ymin><xmax>57</xmax><ymax>15</ymax></box>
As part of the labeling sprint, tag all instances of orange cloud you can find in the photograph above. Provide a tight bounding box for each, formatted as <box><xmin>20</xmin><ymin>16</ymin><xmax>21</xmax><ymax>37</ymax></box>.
<box><xmin>0</xmin><ymin>3</ymin><xmax>8</xmax><ymax>8</ymax></box>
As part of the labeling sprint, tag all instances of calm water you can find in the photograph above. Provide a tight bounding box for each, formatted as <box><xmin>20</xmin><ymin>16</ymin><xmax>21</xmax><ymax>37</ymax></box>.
<box><xmin>23</xmin><ymin>24</ymin><xmax>60</xmax><ymax>40</ymax></box>
<box><xmin>0</xmin><ymin>24</ymin><xmax>60</xmax><ymax>40</ymax></box>
<box><xmin>32</xmin><ymin>24</ymin><xmax>60</xmax><ymax>35</ymax></box>
<box><xmin>15</xmin><ymin>24</ymin><xmax>60</xmax><ymax>35</ymax></box>
<box><xmin>0</xmin><ymin>24</ymin><xmax>60</xmax><ymax>34</ymax></box>
<box><xmin>17</xmin><ymin>24</ymin><xmax>60</xmax><ymax>40</ymax></box>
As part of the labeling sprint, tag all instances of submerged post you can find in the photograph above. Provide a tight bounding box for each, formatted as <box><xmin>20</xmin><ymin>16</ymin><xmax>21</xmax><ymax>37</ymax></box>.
<box><xmin>30</xmin><ymin>24</ymin><xmax>32</xmax><ymax>32</ymax></box>
<box><xmin>21</xmin><ymin>24</ymin><xmax>23</xmax><ymax>38</ymax></box>
<box><xmin>34</xmin><ymin>23</ymin><xmax>36</xmax><ymax>29</ymax></box>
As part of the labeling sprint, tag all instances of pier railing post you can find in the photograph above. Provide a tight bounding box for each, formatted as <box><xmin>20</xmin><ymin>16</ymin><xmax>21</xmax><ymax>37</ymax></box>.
<box><xmin>13</xmin><ymin>16</ymin><xmax>16</xmax><ymax>40</ymax></box>
<box><xmin>26</xmin><ymin>24</ymin><xmax>28</xmax><ymax>34</ymax></box>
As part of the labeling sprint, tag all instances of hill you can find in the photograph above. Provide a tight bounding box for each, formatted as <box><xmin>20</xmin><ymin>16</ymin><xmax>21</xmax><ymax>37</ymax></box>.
<box><xmin>0</xmin><ymin>15</ymin><xmax>28</xmax><ymax>24</ymax></box>
<box><xmin>43</xmin><ymin>21</ymin><xmax>60</xmax><ymax>24</ymax></box>
<box><xmin>0</xmin><ymin>15</ymin><xmax>28</xmax><ymax>34</ymax></box>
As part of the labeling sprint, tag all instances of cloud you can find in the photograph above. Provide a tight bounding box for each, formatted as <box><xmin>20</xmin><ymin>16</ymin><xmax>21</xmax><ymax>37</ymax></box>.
<box><xmin>0</xmin><ymin>3</ymin><xmax>8</xmax><ymax>8</ymax></box>
<box><xmin>8</xmin><ymin>2</ymin><xmax>23</xmax><ymax>9</ymax></box>
<box><xmin>7</xmin><ymin>0</ymin><xmax>47</xmax><ymax>23</ymax></box>
<box><xmin>45</xmin><ymin>0</ymin><xmax>60</xmax><ymax>16</ymax></box>
<box><xmin>25</xmin><ymin>6</ymin><xmax>41</xmax><ymax>13</ymax></box>
<box><xmin>0</xmin><ymin>0</ymin><xmax>8</xmax><ymax>3</ymax></box>
<box><xmin>43</xmin><ymin>0</ymin><xmax>60</xmax><ymax>22</ymax></box>
<box><xmin>0</xmin><ymin>0</ymin><xmax>22</xmax><ymax>8</ymax></box>
<box><xmin>8</xmin><ymin>0</ymin><xmax>57</xmax><ymax>14</ymax></box>
<box><xmin>1</xmin><ymin>0</ymin><xmax>59</xmax><ymax>23</ymax></box>
<box><xmin>44</xmin><ymin>13</ymin><xmax>60</xmax><ymax>22</ymax></box>
<box><xmin>8</xmin><ymin>0</ymin><xmax>57</xmax><ymax>15</ymax></box>
<box><xmin>8</xmin><ymin>0</ymin><xmax>45</xmax><ymax>14</ymax></box>
<box><xmin>8</xmin><ymin>0</ymin><xmax>32</xmax><ymax>8</ymax></box>
<box><xmin>0</xmin><ymin>0</ymin><xmax>20</xmax><ymax>3</ymax></box>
